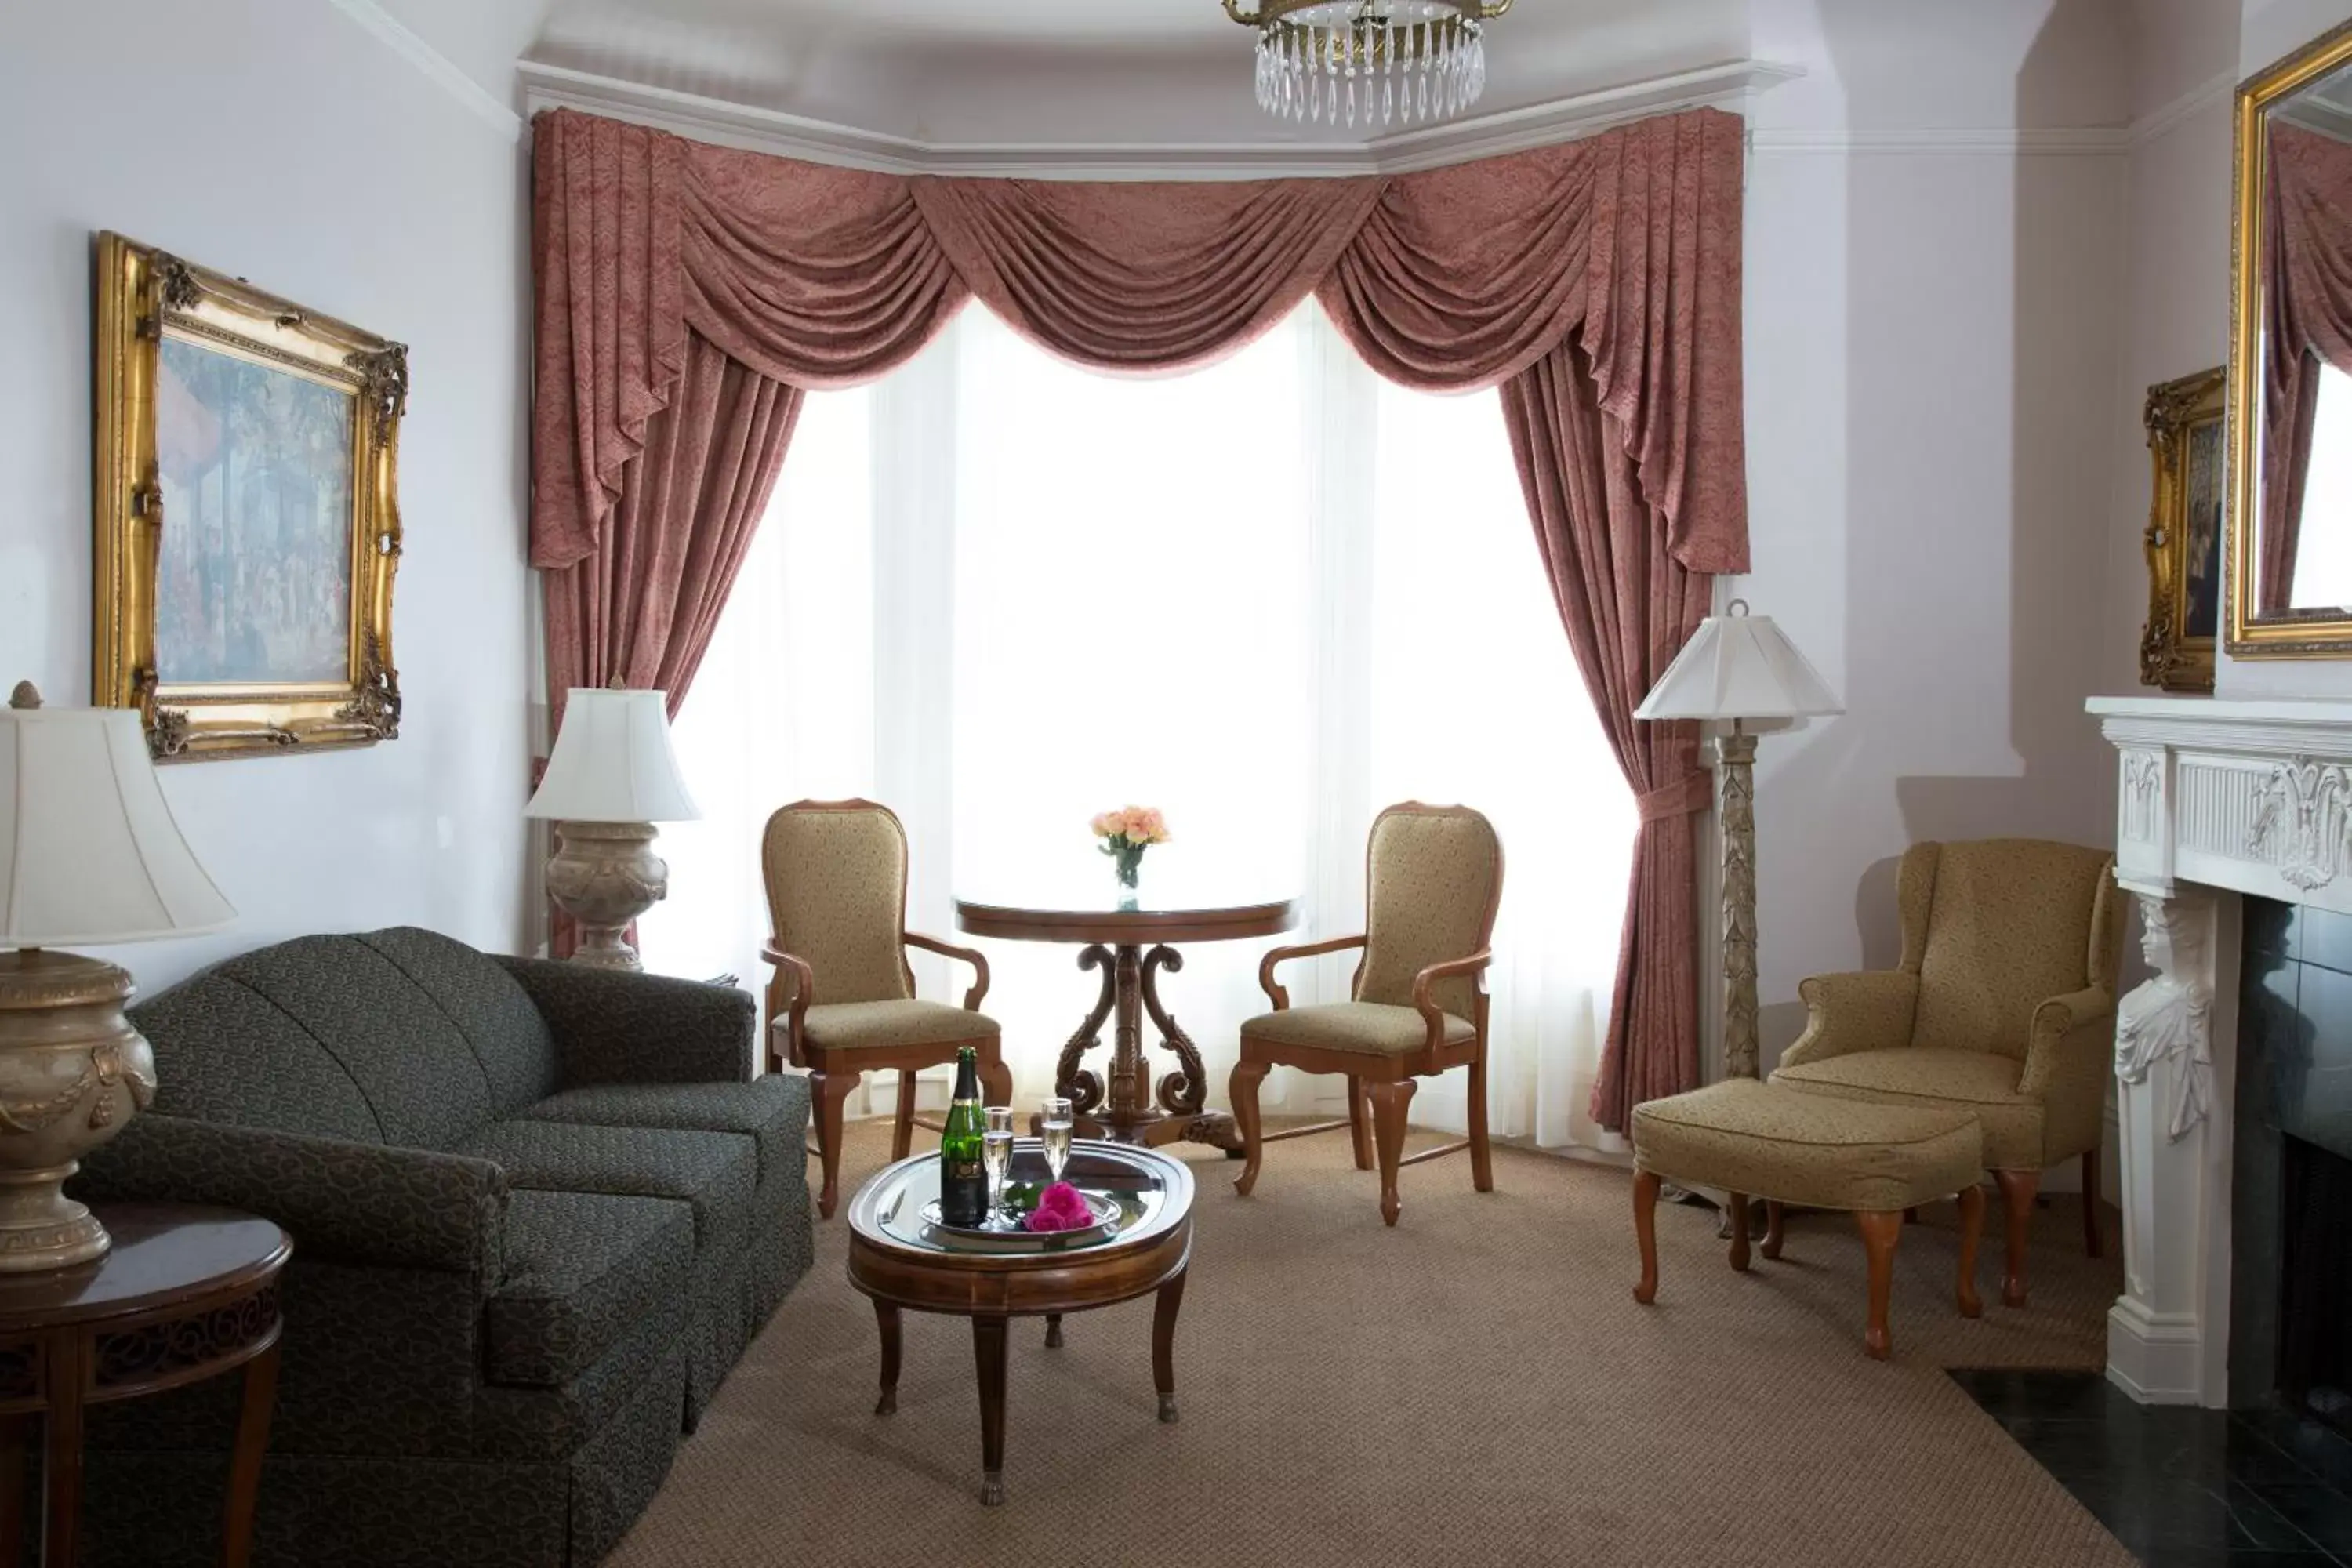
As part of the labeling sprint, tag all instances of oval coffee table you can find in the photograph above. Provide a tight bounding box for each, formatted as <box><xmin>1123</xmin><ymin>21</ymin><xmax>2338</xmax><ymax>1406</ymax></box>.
<box><xmin>955</xmin><ymin>888</ymin><xmax>1294</xmax><ymax>1151</ymax></box>
<box><xmin>845</xmin><ymin>1141</ymin><xmax>1194</xmax><ymax>1506</ymax></box>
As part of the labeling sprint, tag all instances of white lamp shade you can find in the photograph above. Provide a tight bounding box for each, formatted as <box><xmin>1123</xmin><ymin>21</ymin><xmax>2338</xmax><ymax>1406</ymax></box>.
<box><xmin>1</xmin><ymin>702</ymin><xmax>234</xmax><ymax>946</ymax></box>
<box><xmin>1634</xmin><ymin>600</ymin><xmax>1844</xmax><ymax>722</ymax></box>
<box><xmin>524</xmin><ymin>688</ymin><xmax>700</xmax><ymax>824</ymax></box>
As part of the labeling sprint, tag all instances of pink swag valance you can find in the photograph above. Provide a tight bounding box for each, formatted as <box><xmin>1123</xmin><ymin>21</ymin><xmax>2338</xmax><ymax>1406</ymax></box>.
<box><xmin>530</xmin><ymin>103</ymin><xmax>1748</xmax><ymax>1129</ymax></box>
<box><xmin>2263</xmin><ymin>122</ymin><xmax>2352</xmax><ymax>613</ymax></box>
<box><xmin>532</xmin><ymin>105</ymin><xmax>1748</xmax><ymax>577</ymax></box>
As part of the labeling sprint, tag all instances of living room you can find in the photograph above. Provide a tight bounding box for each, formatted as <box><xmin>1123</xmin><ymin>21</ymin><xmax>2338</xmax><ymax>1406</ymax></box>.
<box><xmin>4</xmin><ymin>1</ymin><xmax>2352</xmax><ymax>1564</ymax></box>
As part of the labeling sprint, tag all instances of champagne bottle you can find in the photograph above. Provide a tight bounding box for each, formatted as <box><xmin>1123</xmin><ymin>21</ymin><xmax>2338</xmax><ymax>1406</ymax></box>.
<box><xmin>938</xmin><ymin>1046</ymin><xmax>988</xmax><ymax>1227</ymax></box>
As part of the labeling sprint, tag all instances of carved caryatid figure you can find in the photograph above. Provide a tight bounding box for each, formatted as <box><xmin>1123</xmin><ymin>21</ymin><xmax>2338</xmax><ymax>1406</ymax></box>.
<box><xmin>2114</xmin><ymin>898</ymin><xmax>2213</xmax><ymax>1141</ymax></box>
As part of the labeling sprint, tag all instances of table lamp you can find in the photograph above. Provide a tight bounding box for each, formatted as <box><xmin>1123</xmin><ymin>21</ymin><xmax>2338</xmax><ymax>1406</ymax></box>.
<box><xmin>524</xmin><ymin>687</ymin><xmax>700</xmax><ymax>971</ymax></box>
<box><xmin>0</xmin><ymin>681</ymin><xmax>234</xmax><ymax>1269</ymax></box>
<box><xmin>1634</xmin><ymin>601</ymin><xmax>1842</xmax><ymax>1081</ymax></box>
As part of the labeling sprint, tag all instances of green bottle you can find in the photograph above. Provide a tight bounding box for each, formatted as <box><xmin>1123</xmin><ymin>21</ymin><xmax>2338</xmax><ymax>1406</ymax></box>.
<box><xmin>938</xmin><ymin>1046</ymin><xmax>988</xmax><ymax>1227</ymax></box>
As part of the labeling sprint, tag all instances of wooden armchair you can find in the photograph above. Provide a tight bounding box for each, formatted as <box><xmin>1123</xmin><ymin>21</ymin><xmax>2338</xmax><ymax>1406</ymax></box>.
<box><xmin>760</xmin><ymin>799</ymin><xmax>1011</xmax><ymax>1218</ymax></box>
<box><xmin>1230</xmin><ymin>803</ymin><xmax>1504</xmax><ymax>1226</ymax></box>
<box><xmin>1769</xmin><ymin>838</ymin><xmax>2125</xmax><ymax>1306</ymax></box>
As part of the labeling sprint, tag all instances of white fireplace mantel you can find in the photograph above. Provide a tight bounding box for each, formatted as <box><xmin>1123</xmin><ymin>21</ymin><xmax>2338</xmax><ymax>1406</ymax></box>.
<box><xmin>2087</xmin><ymin>693</ymin><xmax>2352</xmax><ymax>1406</ymax></box>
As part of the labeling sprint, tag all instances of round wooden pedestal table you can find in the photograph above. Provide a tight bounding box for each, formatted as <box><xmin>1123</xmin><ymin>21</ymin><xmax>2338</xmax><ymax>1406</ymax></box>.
<box><xmin>846</xmin><ymin>1142</ymin><xmax>1194</xmax><ymax>1506</ymax></box>
<box><xmin>954</xmin><ymin>891</ymin><xmax>1295</xmax><ymax>1152</ymax></box>
<box><xmin>0</xmin><ymin>1203</ymin><xmax>291</xmax><ymax>1567</ymax></box>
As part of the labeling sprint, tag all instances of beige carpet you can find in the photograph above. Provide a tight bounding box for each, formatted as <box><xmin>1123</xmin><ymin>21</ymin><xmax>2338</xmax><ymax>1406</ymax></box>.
<box><xmin>609</xmin><ymin>1121</ymin><xmax>2135</xmax><ymax>1568</ymax></box>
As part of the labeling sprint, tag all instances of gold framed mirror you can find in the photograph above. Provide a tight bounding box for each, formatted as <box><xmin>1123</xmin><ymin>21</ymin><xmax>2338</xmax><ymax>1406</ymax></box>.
<box><xmin>2230</xmin><ymin>20</ymin><xmax>2352</xmax><ymax>658</ymax></box>
<box><xmin>2144</xmin><ymin>368</ymin><xmax>2225</xmax><ymax>692</ymax></box>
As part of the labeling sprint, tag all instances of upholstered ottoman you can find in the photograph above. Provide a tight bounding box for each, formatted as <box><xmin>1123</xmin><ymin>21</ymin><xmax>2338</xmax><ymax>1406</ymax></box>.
<box><xmin>1628</xmin><ymin>1080</ymin><xmax>1987</xmax><ymax>1359</ymax></box>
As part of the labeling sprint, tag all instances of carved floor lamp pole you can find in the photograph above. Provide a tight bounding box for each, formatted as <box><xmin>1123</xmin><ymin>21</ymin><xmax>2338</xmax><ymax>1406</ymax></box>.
<box><xmin>1634</xmin><ymin>601</ymin><xmax>1843</xmax><ymax>1081</ymax></box>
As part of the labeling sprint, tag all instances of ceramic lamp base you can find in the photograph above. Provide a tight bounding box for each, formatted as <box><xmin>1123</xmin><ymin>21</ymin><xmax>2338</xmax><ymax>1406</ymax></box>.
<box><xmin>546</xmin><ymin>821</ymin><xmax>669</xmax><ymax>971</ymax></box>
<box><xmin>0</xmin><ymin>949</ymin><xmax>158</xmax><ymax>1272</ymax></box>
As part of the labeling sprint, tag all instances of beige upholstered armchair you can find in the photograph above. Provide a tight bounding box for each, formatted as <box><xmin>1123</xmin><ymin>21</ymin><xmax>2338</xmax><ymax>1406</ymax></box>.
<box><xmin>1768</xmin><ymin>838</ymin><xmax>2125</xmax><ymax>1307</ymax></box>
<box><xmin>1231</xmin><ymin>803</ymin><xmax>1503</xmax><ymax>1226</ymax></box>
<box><xmin>761</xmin><ymin>800</ymin><xmax>1012</xmax><ymax>1218</ymax></box>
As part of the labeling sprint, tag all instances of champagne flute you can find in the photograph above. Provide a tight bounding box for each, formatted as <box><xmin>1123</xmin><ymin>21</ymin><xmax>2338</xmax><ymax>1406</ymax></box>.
<box><xmin>982</xmin><ymin>1107</ymin><xmax>1015</xmax><ymax>1225</ymax></box>
<box><xmin>1040</xmin><ymin>1096</ymin><xmax>1074</xmax><ymax>1185</ymax></box>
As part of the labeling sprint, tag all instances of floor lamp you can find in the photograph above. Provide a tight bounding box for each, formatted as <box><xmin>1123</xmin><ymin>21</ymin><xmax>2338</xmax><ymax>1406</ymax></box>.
<box><xmin>1634</xmin><ymin>601</ymin><xmax>1842</xmax><ymax>1081</ymax></box>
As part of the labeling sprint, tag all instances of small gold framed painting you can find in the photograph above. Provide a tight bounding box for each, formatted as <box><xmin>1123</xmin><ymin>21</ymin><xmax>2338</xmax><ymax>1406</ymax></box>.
<box><xmin>2141</xmin><ymin>367</ymin><xmax>2226</xmax><ymax>694</ymax></box>
<box><xmin>92</xmin><ymin>232</ymin><xmax>405</xmax><ymax>762</ymax></box>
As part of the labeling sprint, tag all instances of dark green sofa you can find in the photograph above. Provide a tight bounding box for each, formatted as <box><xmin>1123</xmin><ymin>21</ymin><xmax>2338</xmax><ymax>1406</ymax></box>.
<box><xmin>64</xmin><ymin>927</ymin><xmax>813</xmax><ymax>1568</ymax></box>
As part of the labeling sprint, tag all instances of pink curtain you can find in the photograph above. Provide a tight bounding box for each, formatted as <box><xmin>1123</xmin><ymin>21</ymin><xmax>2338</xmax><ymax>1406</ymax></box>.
<box><xmin>531</xmin><ymin>106</ymin><xmax>1748</xmax><ymax>1123</ymax></box>
<box><xmin>2263</xmin><ymin>123</ymin><xmax>2352</xmax><ymax>613</ymax></box>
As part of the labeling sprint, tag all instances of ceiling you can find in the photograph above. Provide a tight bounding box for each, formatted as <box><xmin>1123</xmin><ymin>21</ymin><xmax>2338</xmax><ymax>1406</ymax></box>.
<box><xmin>380</xmin><ymin>0</ymin><xmax>1751</xmax><ymax>147</ymax></box>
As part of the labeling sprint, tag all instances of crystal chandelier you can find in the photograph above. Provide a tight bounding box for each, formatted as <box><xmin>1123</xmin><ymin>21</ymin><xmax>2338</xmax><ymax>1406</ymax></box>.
<box><xmin>1225</xmin><ymin>0</ymin><xmax>1512</xmax><ymax>129</ymax></box>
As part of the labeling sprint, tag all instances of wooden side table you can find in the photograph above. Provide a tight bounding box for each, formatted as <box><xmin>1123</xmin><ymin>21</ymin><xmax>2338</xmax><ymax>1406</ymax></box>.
<box><xmin>0</xmin><ymin>1204</ymin><xmax>291</xmax><ymax>1567</ymax></box>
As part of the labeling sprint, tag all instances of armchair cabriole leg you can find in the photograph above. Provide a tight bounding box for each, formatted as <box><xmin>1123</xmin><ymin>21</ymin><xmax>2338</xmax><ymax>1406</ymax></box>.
<box><xmin>811</xmin><ymin>1069</ymin><xmax>855</xmax><ymax>1220</ymax></box>
<box><xmin>1727</xmin><ymin>1193</ymin><xmax>1752</xmax><ymax>1272</ymax></box>
<box><xmin>979</xmin><ymin>1049</ymin><xmax>1013</xmax><ymax>1109</ymax></box>
<box><xmin>1367</xmin><ymin>1079</ymin><xmax>1415</xmax><ymax>1226</ymax></box>
<box><xmin>1632</xmin><ymin>1170</ymin><xmax>1661</xmax><ymax>1305</ymax></box>
<box><xmin>1229</xmin><ymin>1060</ymin><xmax>1267</xmax><ymax>1196</ymax></box>
<box><xmin>1955</xmin><ymin>1183</ymin><xmax>1985</xmax><ymax>1319</ymax></box>
<box><xmin>1762</xmin><ymin>1200</ymin><xmax>1785</xmax><ymax>1260</ymax></box>
<box><xmin>1467</xmin><ymin>1045</ymin><xmax>1494</xmax><ymax>1193</ymax></box>
<box><xmin>891</xmin><ymin>1069</ymin><xmax>917</xmax><ymax>1161</ymax></box>
<box><xmin>1992</xmin><ymin>1168</ymin><xmax>2038</xmax><ymax>1307</ymax></box>
<box><xmin>1346</xmin><ymin>1076</ymin><xmax>1373</xmax><ymax>1171</ymax></box>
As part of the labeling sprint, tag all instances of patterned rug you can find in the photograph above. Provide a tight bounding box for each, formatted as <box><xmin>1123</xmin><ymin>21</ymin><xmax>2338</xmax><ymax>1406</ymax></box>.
<box><xmin>608</xmin><ymin>1120</ymin><xmax>2133</xmax><ymax>1568</ymax></box>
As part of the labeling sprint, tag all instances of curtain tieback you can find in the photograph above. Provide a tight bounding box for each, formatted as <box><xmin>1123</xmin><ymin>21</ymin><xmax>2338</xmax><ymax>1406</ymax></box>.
<box><xmin>1635</xmin><ymin>772</ymin><xmax>1715</xmax><ymax>823</ymax></box>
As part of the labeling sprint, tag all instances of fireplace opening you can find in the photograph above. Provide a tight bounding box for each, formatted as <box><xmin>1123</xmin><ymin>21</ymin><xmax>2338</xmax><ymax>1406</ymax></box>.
<box><xmin>2280</xmin><ymin>1133</ymin><xmax>2352</xmax><ymax>1434</ymax></box>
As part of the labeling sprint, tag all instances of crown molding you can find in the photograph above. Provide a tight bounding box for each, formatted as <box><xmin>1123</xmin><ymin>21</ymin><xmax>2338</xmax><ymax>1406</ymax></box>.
<box><xmin>516</xmin><ymin>59</ymin><xmax>1802</xmax><ymax>180</ymax></box>
<box><xmin>1748</xmin><ymin>124</ymin><xmax>2131</xmax><ymax>156</ymax></box>
<box><xmin>2129</xmin><ymin>69</ymin><xmax>2234</xmax><ymax>149</ymax></box>
<box><xmin>325</xmin><ymin>0</ymin><xmax>524</xmax><ymax>142</ymax></box>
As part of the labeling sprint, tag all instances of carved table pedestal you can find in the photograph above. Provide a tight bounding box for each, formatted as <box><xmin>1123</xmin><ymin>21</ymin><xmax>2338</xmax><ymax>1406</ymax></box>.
<box><xmin>953</xmin><ymin>894</ymin><xmax>1296</xmax><ymax>1152</ymax></box>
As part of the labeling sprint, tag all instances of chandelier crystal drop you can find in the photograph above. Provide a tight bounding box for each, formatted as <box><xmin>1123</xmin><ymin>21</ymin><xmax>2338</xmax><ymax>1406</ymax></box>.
<box><xmin>1230</xmin><ymin>0</ymin><xmax>1505</xmax><ymax>129</ymax></box>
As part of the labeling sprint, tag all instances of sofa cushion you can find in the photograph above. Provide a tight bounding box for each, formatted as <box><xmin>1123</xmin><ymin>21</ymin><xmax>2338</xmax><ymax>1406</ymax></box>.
<box><xmin>358</xmin><ymin>928</ymin><xmax>560</xmax><ymax>1116</ymax></box>
<box><xmin>514</xmin><ymin>1076</ymin><xmax>808</xmax><ymax>1185</ymax></box>
<box><xmin>458</xmin><ymin>1121</ymin><xmax>757</xmax><ymax>1259</ymax></box>
<box><xmin>1240</xmin><ymin>1001</ymin><xmax>1473</xmax><ymax>1054</ymax></box>
<box><xmin>199</xmin><ymin>936</ymin><xmax>500</xmax><ymax>1149</ymax></box>
<box><xmin>132</xmin><ymin>973</ymin><xmax>383</xmax><ymax>1143</ymax></box>
<box><xmin>1770</xmin><ymin>1047</ymin><xmax>2047</xmax><ymax>1171</ymax></box>
<box><xmin>485</xmin><ymin>1189</ymin><xmax>695</xmax><ymax>1389</ymax></box>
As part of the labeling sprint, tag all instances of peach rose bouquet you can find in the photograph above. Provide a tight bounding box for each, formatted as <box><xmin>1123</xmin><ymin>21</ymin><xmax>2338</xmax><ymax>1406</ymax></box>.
<box><xmin>1091</xmin><ymin>805</ymin><xmax>1170</xmax><ymax>891</ymax></box>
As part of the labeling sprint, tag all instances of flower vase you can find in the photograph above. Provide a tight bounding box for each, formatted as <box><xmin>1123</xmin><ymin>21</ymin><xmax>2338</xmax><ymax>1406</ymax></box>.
<box><xmin>1114</xmin><ymin>846</ymin><xmax>1143</xmax><ymax>909</ymax></box>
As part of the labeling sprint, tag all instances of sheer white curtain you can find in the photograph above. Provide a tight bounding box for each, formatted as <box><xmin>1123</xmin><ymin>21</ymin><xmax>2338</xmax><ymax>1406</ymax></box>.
<box><xmin>641</xmin><ymin>302</ymin><xmax>1635</xmax><ymax>1151</ymax></box>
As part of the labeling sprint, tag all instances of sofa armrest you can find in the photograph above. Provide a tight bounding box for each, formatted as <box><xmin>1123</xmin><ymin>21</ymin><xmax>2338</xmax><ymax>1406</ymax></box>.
<box><xmin>1777</xmin><ymin>971</ymin><xmax>1921</xmax><ymax>1070</ymax></box>
<box><xmin>71</xmin><ymin>1115</ymin><xmax>507</xmax><ymax>1282</ymax></box>
<box><xmin>2018</xmin><ymin>985</ymin><xmax>2115</xmax><ymax>1100</ymax></box>
<box><xmin>496</xmin><ymin>956</ymin><xmax>755</xmax><ymax>1087</ymax></box>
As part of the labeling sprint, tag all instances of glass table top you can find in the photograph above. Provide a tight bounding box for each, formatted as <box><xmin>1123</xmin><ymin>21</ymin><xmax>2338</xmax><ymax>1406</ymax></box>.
<box><xmin>853</xmin><ymin>1140</ymin><xmax>1192</xmax><ymax>1258</ymax></box>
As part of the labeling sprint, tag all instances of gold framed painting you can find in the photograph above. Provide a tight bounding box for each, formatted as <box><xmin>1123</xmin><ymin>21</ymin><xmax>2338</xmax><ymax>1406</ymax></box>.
<box><xmin>2142</xmin><ymin>367</ymin><xmax>2226</xmax><ymax>693</ymax></box>
<box><xmin>92</xmin><ymin>232</ymin><xmax>405</xmax><ymax>762</ymax></box>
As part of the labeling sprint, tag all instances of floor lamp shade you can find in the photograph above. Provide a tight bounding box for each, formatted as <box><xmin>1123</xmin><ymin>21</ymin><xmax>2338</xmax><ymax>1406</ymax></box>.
<box><xmin>1635</xmin><ymin>603</ymin><xmax>1841</xmax><ymax>1083</ymax></box>
<box><xmin>526</xmin><ymin>688</ymin><xmax>698</xmax><ymax>972</ymax></box>
<box><xmin>0</xmin><ymin>683</ymin><xmax>233</xmax><ymax>1271</ymax></box>
<box><xmin>1634</xmin><ymin>601</ymin><xmax>1843</xmax><ymax>724</ymax></box>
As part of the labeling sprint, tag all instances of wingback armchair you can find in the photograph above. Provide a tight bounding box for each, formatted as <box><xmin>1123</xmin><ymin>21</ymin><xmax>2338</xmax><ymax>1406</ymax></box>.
<box><xmin>761</xmin><ymin>800</ymin><xmax>1011</xmax><ymax>1218</ymax></box>
<box><xmin>1768</xmin><ymin>838</ymin><xmax>2125</xmax><ymax>1308</ymax></box>
<box><xmin>1231</xmin><ymin>803</ymin><xmax>1504</xmax><ymax>1226</ymax></box>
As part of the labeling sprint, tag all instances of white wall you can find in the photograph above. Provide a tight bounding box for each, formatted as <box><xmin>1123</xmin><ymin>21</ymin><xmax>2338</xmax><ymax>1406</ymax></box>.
<box><xmin>1740</xmin><ymin>1</ymin><xmax>2129</xmax><ymax>1102</ymax></box>
<box><xmin>0</xmin><ymin>0</ymin><xmax>533</xmax><ymax>990</ymax></box>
